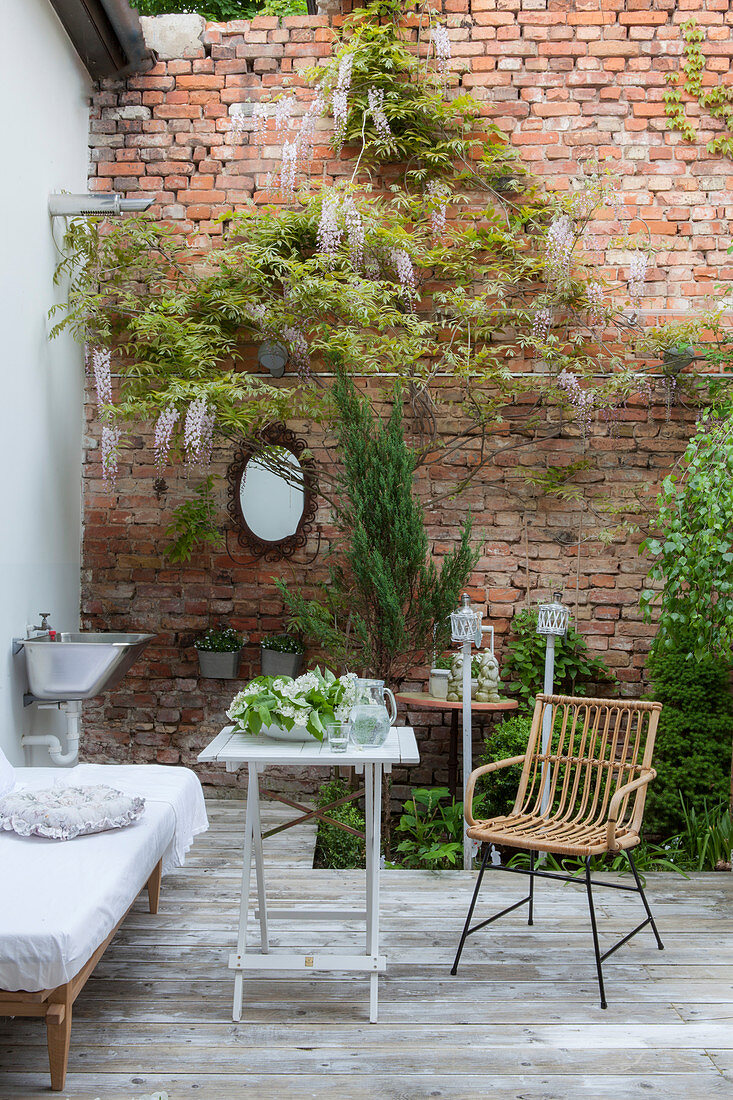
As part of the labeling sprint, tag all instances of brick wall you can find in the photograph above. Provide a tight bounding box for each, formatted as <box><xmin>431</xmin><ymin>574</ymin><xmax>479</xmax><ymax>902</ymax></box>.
<box><xmin>81</xmin><ymin>0</ymin><xmax>733</xmax><ymax>799</ymax></box>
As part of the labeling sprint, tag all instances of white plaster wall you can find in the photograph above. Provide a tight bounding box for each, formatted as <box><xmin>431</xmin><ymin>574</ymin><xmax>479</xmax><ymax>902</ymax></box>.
<box><xmin>0</xmin><ymin>1</ymin><xmax>91</xmax><ymax>763</ymax></box>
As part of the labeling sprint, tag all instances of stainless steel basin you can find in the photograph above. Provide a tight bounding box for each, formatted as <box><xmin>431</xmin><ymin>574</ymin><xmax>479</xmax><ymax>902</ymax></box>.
<box><xmin>21</xmin><ymin>632</ymin><xmax>155</xmax><ymax>700</ymax></box>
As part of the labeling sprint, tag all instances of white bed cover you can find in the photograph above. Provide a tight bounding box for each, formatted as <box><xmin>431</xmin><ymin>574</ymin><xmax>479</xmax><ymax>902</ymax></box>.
<box><xmin>0</xmin><ymin>763</ymin><xmax>207</xmax><ymax>992</ymax></box>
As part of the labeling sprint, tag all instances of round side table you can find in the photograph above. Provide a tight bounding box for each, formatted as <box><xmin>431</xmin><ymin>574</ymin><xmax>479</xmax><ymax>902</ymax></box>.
<box><xmin>395</xmin><ymin>692</ymin><xmax>519</xmax><ymax>799</ymax></box>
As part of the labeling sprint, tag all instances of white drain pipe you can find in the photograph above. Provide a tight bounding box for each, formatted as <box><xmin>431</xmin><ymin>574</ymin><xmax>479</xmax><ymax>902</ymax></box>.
<box><xmin>21</xmin><ymin>700</ymin><xmax>82</xmax><ymax>766</ymax></box>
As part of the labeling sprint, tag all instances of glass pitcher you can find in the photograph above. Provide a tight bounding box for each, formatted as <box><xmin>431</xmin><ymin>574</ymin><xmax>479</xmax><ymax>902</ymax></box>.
<box><xmin>350</xmin><ymin>678</ymin><xmax>397</xmax><ymax>748</ymax></box>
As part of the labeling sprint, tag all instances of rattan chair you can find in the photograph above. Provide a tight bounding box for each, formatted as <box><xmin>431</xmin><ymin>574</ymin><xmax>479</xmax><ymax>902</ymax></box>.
<box><xmin>451</xmin><ymin>693</ymin><xmax>664</xmax><ymax>1008</ymax></box>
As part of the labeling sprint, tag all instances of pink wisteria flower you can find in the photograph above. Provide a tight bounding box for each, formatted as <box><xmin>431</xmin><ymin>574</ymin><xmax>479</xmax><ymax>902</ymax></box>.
<box><xmin>628</xmin><ymin>251</ymin><xmax>648</xmax><ymax>307</ymax></box>
<box><xmin>92</xmin><ymin>347</ymin><xmax>112</xmax><ymax>408</ymax></box>
<box><xmin>431</xmin><ymin>23</ymin><xmax>451</xmax><ymax>76</ymax></box>
<box><xmin>367</xmin><ymin>87</ymin><xmax>391</xmax><ymax>142</ymax></box>
<box><xmin>391</xmin><ymin>248</ymin><xmax>415</xmax><ymax>293</ymax></box>
<box><xmin>587</xmin><ymin>280</ymin><xmax>604</xmax><ymax>327</ymax></box>
<box><xmin>557</xmin><ymin>369</ymin><xmax>595</xmax><ymax>436</ymax></box>
<box><xmin>426</xmin><ymin>179</ymin><xmax>448</xmax><ymax>238</ymax></box>
<box><xmin>153</xmin><ymin>405</ymin><xmax>179</xmax><ymax>474</ymax></box>
<box><xmin>282</xmin><ymin>325</ymin><xmax>310</xmax><ymax>377</ymax></box>
<box><xmin>532</xmin><ymin>306</ymin><xmax>553</xmax><ymax>342</ymax></box>
<box><xmin>317</xmin><ymin>194</ymin><xmax>343</xmax><ymax>265</ymax></box>
<box><xmin>101</xmin><ymin>424</ymin><xmax>121</xmax><ymax>486</ymax></box>
<box><xmin>184</xmin><ymin>396</ymin><xmax>215</xmax><ymax>467</ymax></box>
<box><xmin>333</xmin><ymin>52</ymin><xmax>354</xmax><ymax>150</ymax></box>
<box><xmin>343</xmin><ymin>196</ymin><xmax>364</xmax><ymax>271</ymax></box>
<box><xmin>545</xmin><ymin>215</ymin><xmax>574</xmax><ymax>281</ymax></box>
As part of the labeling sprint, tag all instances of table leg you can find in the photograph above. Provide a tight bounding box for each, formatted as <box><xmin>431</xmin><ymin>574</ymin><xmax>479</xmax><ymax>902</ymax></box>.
<box><xmin>252</xmin><ymin>770</ymin><xmax>269</xmax><ymax>953</ymax></box>
<box><xmin>233</xmin><ymin>765</ymin><xmax>261</xmax><ymax>1022</ymax></box>
<box><xmin>365</xmin><ymin>762</ymin><xmax>382</xmax><ymax>1023</ymax></box>
<box><xmin>448</xmin><ymin>710</ymin><xmax>459</xmax><ymax>799</ymax></box>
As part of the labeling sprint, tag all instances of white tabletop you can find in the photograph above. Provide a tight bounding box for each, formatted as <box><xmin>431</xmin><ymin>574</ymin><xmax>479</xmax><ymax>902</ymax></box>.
<box><xmin>198</xmin><ymin>725</ymin><xmax>419</xmax><ymax>768</ymax></box>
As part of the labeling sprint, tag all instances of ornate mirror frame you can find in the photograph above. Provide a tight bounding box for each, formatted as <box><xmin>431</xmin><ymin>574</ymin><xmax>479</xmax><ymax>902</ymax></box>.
<box><xmin>226</xmin><ymin>423</ymin><xmax>318</xmax><ymax>562</ymax></box>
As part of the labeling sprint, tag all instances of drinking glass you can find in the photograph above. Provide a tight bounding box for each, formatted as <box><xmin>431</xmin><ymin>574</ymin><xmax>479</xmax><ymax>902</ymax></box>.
<box><xmin>326</xmin><ymin>721</ymin><xmax>350</xmax><ymax>753</ymax></box>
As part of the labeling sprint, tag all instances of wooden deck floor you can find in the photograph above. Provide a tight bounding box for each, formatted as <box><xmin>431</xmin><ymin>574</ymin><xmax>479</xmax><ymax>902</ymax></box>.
<box><xmin>2</xmin><ymin>798</ymin><xmax>733</xmax><ymax>1099</ymax></box>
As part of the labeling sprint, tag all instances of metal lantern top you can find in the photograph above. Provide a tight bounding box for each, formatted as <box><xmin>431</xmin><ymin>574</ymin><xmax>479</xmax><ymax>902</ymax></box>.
<box><xmin>536</xmin><ymin>591</ymin><xmax>570</xmax><ymax>638</ymax></box>
<box><xmin>450</xmin><ymin>593</ymin><xmax>483</xmax><ymax>648</ymax></box>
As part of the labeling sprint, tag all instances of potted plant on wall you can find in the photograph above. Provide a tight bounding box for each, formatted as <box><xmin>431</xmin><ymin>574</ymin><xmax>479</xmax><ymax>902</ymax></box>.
<box><xmin>194</xmin><ymin>626</ymin><xmax>247</xmax><ymax>680</ymax></box>
<box><xmin>260</xmin><ymin>634</ymin><xmax>305</xmax><ymax>678</ymax></box>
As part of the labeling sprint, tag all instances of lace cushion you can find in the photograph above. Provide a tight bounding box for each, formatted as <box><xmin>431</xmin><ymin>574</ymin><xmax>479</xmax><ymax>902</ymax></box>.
<box><xmin>0</xmin><ymin>785</ymin><xmax>145</xmax><ymax>840</ymax></box>
<box><xmin>0</xmin><ymin>746</ymin><xmax>15</xmax><ymax>798</ymax></box>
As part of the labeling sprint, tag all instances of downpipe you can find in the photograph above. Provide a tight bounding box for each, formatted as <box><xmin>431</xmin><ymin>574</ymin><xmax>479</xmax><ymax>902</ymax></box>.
<box><xmin>21</xmin><ymin>700</ymin><xmax>81</xmax><ymax>766</ymax></box>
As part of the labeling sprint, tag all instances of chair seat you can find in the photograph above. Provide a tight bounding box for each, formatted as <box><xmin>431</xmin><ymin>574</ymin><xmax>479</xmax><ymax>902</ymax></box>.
<box><xmin>467</xmin><ymin>812</ymin><xmax>641</xmax><ymax>858</ymax></box>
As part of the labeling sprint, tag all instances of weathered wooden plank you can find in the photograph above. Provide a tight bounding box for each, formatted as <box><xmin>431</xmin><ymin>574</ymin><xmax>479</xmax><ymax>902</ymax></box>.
<box><xmin>2</xmin><ymin>1071</ymin><xmax>731</xmax><ymax>1100</ymax></box>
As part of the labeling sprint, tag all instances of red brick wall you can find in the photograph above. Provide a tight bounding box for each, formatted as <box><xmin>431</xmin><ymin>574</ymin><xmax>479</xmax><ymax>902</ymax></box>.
<box><xmin>82</xmin><ymin>1</ymin><xmax>733</xmax><ymax>798</ymax></box>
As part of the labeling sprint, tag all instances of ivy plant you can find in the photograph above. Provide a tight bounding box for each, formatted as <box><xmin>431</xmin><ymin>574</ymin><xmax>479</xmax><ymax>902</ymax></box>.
<box><xmin>663</xmin><ymin>19</ymin><xmax>733</xmax><ymax>160</ymax></box>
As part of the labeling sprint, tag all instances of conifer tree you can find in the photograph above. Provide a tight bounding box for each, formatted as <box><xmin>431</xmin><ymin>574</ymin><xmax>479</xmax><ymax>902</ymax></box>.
<box><xmin>279</xmin><ymin>374</ymin><xmax>480</xmax><ymax>684</ymax></box>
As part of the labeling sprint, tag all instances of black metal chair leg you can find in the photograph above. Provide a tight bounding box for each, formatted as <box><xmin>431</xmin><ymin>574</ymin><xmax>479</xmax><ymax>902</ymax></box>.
<box><xmin>626</xmin><ymin>848</ymin><xmax>664</xmax><ymax>951</ymax></box>
<box><xmin>450</xmin><ymin>843</ymin><xmax>490</xmax><ymax>976</ymax></box>
<box><xmin>585</xmin><ymin>857</ymin><xmax>607</xmax><ymax>1009</ymax></box>
<box><xmin>528</xmin><ymin>849</ymin><xmax>535</xmax><ymax>926</ymax></box>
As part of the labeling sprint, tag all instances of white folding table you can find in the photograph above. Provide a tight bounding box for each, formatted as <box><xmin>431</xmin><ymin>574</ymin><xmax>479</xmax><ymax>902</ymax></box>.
<box><xmin>198</xmin><ymin>724</ymin><xmax>419</xmax><ymax>1023</ymax></box>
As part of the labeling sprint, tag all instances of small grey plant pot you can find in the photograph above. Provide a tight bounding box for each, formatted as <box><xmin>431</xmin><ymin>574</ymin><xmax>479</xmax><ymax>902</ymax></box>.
<box><xmin>261</xmin><ymin>648</ymin><xmax>303</xmax><ymax>678</ymax></box>
<box><xmin>196</xmin><ymin>649</ymin><xmax>243</xmax><ymax>680</ymax></box>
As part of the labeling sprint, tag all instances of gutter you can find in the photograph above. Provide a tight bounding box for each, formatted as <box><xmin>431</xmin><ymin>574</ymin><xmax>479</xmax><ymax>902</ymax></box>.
<box><xmin>49</xmin><ymin>0</ymin><xmax>153</xmax><ymax>81</ymax></box>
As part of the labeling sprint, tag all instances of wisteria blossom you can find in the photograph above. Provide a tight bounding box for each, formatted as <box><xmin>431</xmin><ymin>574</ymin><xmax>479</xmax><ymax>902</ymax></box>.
<box><xmin>92</xmin><ymin>347</ymin><xmax>112</xmax><ymax>407</ymax></box>
<box><xmin>184</xmin><ymin>396</ymin><xmax>215</xmax><ymax>467</ymax></box>
<box><xmin>343</xmin><ymin>196</ymin><xmax>364</xmax><ymax>270</ymax></box>
<box><xmin>532</xmin><ymin>306</ymin><xmax>553</xmax><ymax>342</ymax></box>
<box><xmin>628</xmin><ymin>251</ymin><xmax>648</xmax><ymax>307</ymax></box>
<box><xmin>280</xmin><ymin>140</ymin><xmax>299</xmax><ymax>200</ymax></box>
<box><xmin>282</xmin><ymin>325</ymin><xmax>310</xmax><ymax>377</ymax></box>
<box><xmin>431</xmin><ymin>23</ymin><xmax>451</xmax><ymax>76</ymax></box>
<box><xmin>545</xmin><ymin>214</ymin><xmax>575</xmax><ymax>281</ymax></box>
<box><xmin>333</xmin><ymin>52</ymin><xmax>354</xmax><ymax>150</ymax></box>
<box><xmin>426</xmin><ymin>179</ymin><xmax>448</xmax><ymax>238</ymax></box>
<box><xmin>230</xmin><ymin>106</ymin><xmax>248</xmax><ymax>144</ymax></box>
<box><xmin>391</xmin><ymin>248</ymin><xmax>415</xmax><ymax>293</ymax></box>
<box><xmin>153</xmin><ymin>405</ymin><xmax>179</xmax><ymax>474</ymax></box>
<box><xmin>101</xmin><ymin>424</ymin><xmax>121</xmax><ymax>486</ymax></box>
<box><xmin>587</xmin><ymin>281</ymin><xmax>604</xmax><ymax>327</ymax></box>
<box><xmin>317</xmin><ymin>194</ymin><xmax>343</xmax><ymax>265</ymax></box>
<box><xmin>557</xmin><ymin>369</ymin><xmax>595</xmax><ymax>436</ymax></box>
<box><xmin>367</xmin><ymin>87</ymin><xmax>391</xmax><ymax>142</ymax></box>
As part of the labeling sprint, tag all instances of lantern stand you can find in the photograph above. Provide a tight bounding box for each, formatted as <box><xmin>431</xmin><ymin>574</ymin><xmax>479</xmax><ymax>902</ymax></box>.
<box><xmin>450</xmin><ymin>594</ymin><xmax>492</xmax><ymax>870</ymax></box>
<box><xmin>535</xmin><ymin>591</ymin><xmax>570</xmax><ymax>815</ymax></box>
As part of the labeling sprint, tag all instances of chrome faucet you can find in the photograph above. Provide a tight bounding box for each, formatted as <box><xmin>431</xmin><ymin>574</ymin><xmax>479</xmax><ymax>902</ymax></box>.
<box><xmin>33</xmin><ymin>613</ymin><xmax>52</xmax><ymax>634</ymax></box>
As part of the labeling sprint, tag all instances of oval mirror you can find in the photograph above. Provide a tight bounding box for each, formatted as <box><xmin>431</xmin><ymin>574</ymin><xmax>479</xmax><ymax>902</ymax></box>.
<box><xmin>240</xmin><ymin>446</ymin><xmax>305</xmax><ymax>543</ymax></box>
<box><xmin>226</xmin><ymin>424</ymin><xmax>318</xmax><ymax>562</ymax></box>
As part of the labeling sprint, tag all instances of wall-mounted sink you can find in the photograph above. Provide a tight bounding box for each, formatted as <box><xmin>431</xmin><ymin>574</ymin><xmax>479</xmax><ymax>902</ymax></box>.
<box><xmin>20</xmin><ymin>632</ymin><xmax>155</xmax><ymax>701</ymax></box>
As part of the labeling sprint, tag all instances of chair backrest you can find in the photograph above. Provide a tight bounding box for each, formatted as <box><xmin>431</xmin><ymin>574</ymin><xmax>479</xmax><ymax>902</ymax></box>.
<box><xmin>514</xmin><ymin>694</ymin><xmax>662</xmax><ymax>835</ymax></box>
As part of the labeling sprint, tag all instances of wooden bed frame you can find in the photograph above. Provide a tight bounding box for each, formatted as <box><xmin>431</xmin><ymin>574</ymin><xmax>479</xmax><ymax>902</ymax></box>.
<box><xmin>0</xmin><ymin>858</ymin><xmax>162</xmax><ymax>1091</ymax></box>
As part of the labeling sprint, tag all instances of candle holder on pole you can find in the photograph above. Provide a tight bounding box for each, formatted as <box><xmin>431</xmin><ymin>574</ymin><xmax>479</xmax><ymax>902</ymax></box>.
<box><xmin>536</xmin><ymin>591</ymin><xmax>570</xmax><ymax>815</ymax></box>
<box><xmin>450</xmin><ymin>594</ymin><xmax>490</xmax><ymax>869</ymax></box>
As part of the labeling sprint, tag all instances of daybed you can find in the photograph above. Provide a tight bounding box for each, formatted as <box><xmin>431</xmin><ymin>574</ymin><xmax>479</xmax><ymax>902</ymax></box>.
<box><xmin>0</xmin><ymin>758</ymin><xmax>208</xmax><ymax>1091</ymax></box>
